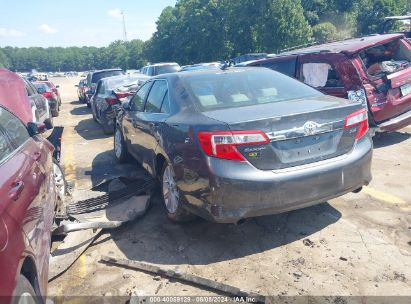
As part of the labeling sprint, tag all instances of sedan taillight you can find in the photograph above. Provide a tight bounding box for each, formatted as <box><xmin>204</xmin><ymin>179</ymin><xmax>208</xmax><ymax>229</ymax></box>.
<box><xmin>105</xmin><ymin>96</ymin><xmax>119</xmax><ymax>105</ymax></box>
<box><xmin>197</xmin><ymin>130</ymin><xmax>269</xmax><ymax>161</ymax></box>
<box><xmin>344</xmin><ymin>108</ymin><xmax>368</xmax><ymax>139</ymax></box>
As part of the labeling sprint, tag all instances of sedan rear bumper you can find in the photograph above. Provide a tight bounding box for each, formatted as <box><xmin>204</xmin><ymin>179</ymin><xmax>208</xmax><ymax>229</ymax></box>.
<box><xmin>377</xmin><ymin>108</ymin><xmax>411</xmax><ymax>132</ymax></box>
<box><xmin>182</xmin><ymin>136</ymin><xmax>372</xmax><ymax>223</ymax></box>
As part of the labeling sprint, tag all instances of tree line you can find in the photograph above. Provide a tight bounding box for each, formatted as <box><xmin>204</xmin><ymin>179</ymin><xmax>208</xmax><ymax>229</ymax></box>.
<box><xmin>0</xmin><ymin>0</ymin><xmax>409</xmax><ymax>71</ymax></box>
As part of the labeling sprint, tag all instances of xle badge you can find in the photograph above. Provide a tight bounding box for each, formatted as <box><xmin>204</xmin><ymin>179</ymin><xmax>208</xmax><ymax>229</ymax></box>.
<box><xmin>248</xmin><ymin>152</ymin><xmax>260</xmax><ymax>158</ymax></box>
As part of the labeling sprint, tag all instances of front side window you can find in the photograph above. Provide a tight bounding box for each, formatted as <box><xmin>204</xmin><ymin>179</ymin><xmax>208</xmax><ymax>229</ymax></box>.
<box><xmin>0</xmin><ymin>107</ymin><xmax>30</xmax><ymax>148</ymax></box>
<box><xmin>145</xmin><ymin>80</ymin><xmax>168</xmax><ymax>113</ymax></box>
<box><xmin>131</xmin><ymin>82</ymin><xmax>152</xmax><ymax>111</ymax></box>
<box><xmin>300</xmin><ymin>63</ymin><xmax>344</xmax><ymax>88</ymax></box>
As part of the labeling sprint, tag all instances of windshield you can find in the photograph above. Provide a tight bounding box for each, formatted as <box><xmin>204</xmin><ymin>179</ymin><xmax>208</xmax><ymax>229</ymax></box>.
<box><xmin>156</xmin><ymin>65</ymin><xmax>180</xmax><ymax>75</ymax></box>
<box><xmin>91</xmin><ymin>70</ymin><xmax>123</xmax><ymax>83</ymax></box>
<box><xmin>183</xmin><ymin>68</ymin><xmax>322</xmax><ymax>111</ymax></box>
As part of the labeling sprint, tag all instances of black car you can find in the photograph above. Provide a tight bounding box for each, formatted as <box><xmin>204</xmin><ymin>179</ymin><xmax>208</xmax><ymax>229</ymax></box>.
<box><xmin>114</xmin><ymin>68</ymin><xmax>372</xmax><ymax>223</ymax></box>
<box><xmin>84</xmin><ymin>69</ymin><xmax>124</xmax><ymax>107</ymax></box>
<box><xmin>91</xmin><ymin>74</ymin><xmax>149</xmax><ymax>134</ymax></box>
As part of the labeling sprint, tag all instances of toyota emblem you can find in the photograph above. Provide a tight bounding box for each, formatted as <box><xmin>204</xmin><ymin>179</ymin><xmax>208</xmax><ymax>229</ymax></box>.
<box><xmin>303</xmin><ymin>121</ymin><xmax>318</xmax><ymax>136</ymax></box>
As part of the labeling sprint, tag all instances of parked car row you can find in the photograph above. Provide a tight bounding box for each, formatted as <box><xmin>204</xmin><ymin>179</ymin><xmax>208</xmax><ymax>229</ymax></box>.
<box><xmin>238</xmin><ymin>33</ymin><xmax>411</xmax><ymax>134</ymax></box>
<box><xmin>0</xmin><ymin>68</ymin><xmax>65</xmax><ymax>303</ymax></box>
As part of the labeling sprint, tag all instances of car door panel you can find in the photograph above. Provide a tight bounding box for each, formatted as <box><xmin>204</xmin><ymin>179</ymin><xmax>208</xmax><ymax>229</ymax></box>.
<box><xmin>0</xmin><ymin>107</ymin><xmax>54</xmax><ymax>295</ymax></box>
<box><xmin>137</xmin><ymin>80</ymin><xmax>169</xmax><ymax>174</ymax></box>
<box><xmin>122</xmin><ymin>82</ymin><xmax>153</xmax><ymax>162</ymax></box>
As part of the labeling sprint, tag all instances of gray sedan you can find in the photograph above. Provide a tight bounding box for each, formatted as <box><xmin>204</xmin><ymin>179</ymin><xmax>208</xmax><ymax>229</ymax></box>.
<box><xmin>115</xmin><ymin>67</ymin><xmax>372</xmax><ymax>223</ymax></box>
<box><xmin>91</xmin><ymin>74</ymin><xmax>149</xmax><ymax>134</ymax></box>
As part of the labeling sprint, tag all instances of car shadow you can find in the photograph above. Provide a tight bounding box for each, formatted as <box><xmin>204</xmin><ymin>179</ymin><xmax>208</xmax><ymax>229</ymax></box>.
<box><xmin>106</xmin><ymin>187</ymin><xmax>341</xmax><ymax>266</ymax></box>
<box><xmin>70</xmin><ymin>105</ymin><xmax>90</xmax><ymax>115</ymax></box>
<box><xmin>75</xmin><ymin>118</ymin><xmax>111</xmax><ymax>141</ymax></box>
<box><xmin>85</xmin><ymin>150</ymin><xmax>148</xmax><ymax>187</ymax></box>
<box><xmin>70</xmin><ymin>100</ymin><xmax>83</xmax><ymax>105</ymax></box>
<box><xmin>373</xmin><ymin>131</ymin><xmax>411</xmax><ymax>148</ymax></box>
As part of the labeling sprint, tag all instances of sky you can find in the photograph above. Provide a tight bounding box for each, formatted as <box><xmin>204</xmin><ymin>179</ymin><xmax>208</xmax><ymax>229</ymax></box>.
<box><xmin>0</xmin><ymin>0</ymin><xmax>176</xmax><ymax>48</ymax></box>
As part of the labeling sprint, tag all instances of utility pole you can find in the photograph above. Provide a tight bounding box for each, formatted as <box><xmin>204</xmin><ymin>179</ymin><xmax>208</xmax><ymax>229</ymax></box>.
<box><xmin>121</xmin><ymin>10</ymin><xmax>128</xmax><ymax>42</ymax></box>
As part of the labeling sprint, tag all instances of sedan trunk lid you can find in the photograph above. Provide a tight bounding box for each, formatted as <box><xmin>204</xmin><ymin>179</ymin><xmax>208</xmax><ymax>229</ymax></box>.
<box><xmin>202</xmin><ymin>95</ymin><xmax>364</xmax><ymax>170</ymax></box>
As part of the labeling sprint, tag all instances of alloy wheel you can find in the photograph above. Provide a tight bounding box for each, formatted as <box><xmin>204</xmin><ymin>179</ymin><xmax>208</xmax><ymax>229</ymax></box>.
<box><xmin>114</xmin><ymin>129</ymin><xmax>122</xmax><ymax>159</ymax></box>
<box><xmin>162</xmin><ymin>165</ymin><xmax>179</xmax><ymax>214</ymax></box>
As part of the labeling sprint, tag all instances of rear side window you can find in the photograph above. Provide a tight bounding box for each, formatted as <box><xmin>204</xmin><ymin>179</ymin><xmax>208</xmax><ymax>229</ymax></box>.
<box><xmin>300</xmin><ymin>63</ymin><xmax>344</xmax><ymax>88</ymax></box>
<box><xmin>0</xmin><ymin>107</ymin><xmax>29</xmax><ymax>148</ymax></box>
<box><xmin>91</xmin><ymin>70</ymin><xmax>123</xmax><ymax>83</ymax></box>
<box><xmin>145</xmin><ymin>80</ymin><xmax>168</xmax><ymax>113</ymax></box>
<box><xmin>131</xmin><ymin>82</ymin><xmax>152</xmax><ymax>111</ymax></box>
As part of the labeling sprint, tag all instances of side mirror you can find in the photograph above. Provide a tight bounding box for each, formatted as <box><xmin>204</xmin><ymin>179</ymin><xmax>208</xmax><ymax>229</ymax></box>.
<box><xmin>27</xmin><ymin>122</ymin><xmax>46</xmax><ymax>136</ymax></box>
<box><xmin>122</xmin><ymin>100</ymin><xmax>131</xmax><ymax>111</ymax></box>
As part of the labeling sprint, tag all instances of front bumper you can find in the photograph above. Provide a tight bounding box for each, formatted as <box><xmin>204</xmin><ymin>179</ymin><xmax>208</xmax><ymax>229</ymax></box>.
<box><xmin>182</xmin><ymin>136</ymin><xmax>372</xmax><ymax>223</ymax></box>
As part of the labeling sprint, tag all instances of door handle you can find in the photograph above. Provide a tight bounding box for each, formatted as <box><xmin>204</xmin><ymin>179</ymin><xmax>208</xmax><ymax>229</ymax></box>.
<box><xmin>9</xmin><ymin>181</ymin><xmax>25</xmax><ymax>201</ymax></box>
<box><xmin>33</xmin><ymin>151</ymin><xmax>42</xmax><ymax>161</ymax></box>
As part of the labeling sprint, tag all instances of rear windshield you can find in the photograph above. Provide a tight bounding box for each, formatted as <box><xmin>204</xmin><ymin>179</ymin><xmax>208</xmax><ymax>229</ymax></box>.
<box><xmin>33</xmin><ymin>83</ymin><xmax>50</xmax><ymax>91</ymax></box>
<box><xmin>156</xmin><ymin>65</ymin><xmax>180</xmax><ymax>75</ymax></box>
<box><xmin>359</xmin><ymin>38</ymin><xmax>411</xmax><ymax>78</ymax></box>
<box><xmin>105</xmin><ymin>75</ymin><xmax>149</xmax><ymax>90</ymax></box>
<box><xmin>91</xmin><ymin>70</ymin><xmax>123</xmax><ymax>83</ymax></box>
<box><xmin>182</xmin><ymin>68</ymin><xmax>322</xmax><ymax>111</ymax></box>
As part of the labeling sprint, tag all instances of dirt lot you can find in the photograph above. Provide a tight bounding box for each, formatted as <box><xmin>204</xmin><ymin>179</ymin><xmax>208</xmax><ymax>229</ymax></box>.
<box><xmin>48</xmin><ymin>76</ymin><xmax>411</xmax><ymax>300</ymax></box>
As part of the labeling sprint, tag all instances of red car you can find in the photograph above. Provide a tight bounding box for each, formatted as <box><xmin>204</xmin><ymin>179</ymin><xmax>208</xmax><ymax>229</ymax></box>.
<box><xmin>241</xmin><ymin>34</ymin><xmax>411</xmax><ymax>133</ymax></box>
<box><xmin>0</xmin><ymin>69</ymin><xmax>63</xmax><ymax>302</ymax></box>
<box><xmin>39</xmin><ymin>81</ymin><xmax>61</xmax><ymax>106</ymax></box>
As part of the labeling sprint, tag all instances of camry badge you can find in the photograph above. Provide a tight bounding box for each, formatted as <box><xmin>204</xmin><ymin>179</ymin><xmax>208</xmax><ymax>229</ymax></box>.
<box><xmin>303</xmin><ymin>121</ymin><xmax>318</xmax><ymax>136</ymax></box>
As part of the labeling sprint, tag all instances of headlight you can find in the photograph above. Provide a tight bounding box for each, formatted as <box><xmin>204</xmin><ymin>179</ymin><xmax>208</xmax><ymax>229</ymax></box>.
<box><xmin>348</xmin><ymin>89</ymin><xmax>367</xmax><ymax>110</ymax></box>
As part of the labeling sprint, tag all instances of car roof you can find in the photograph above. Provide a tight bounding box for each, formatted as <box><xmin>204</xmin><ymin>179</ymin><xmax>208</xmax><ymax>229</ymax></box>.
<box><xmin>154</xmin><ymin>67</ymin><xmax>265</xmax><ymax>80</ymax></box>
<box><xmin>91</xmin><ymin>68</ymin><xmax>122</xmax><ymax>74</ymax></box>
<box><xmin>0</xmin><ymin>69</ymin><xmax>33</xmax><ymax>124</ymax></box>
<box><xmin>148</xmin><ymin>62</ymin><xmax>179</xmax><ymax>67</ymax></box>
<box><xmin>280</xmin><ymin>33</ymin><xmax>405</xmax><ymax>55</ymax></box>
<box><xmin>384</xmin><ymin>15</ymin><xmax>411</xmax><ymax>21</ymax></box>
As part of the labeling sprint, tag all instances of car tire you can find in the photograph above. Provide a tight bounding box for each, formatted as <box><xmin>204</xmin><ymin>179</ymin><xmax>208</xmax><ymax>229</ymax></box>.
<box><xmin>91</xmin><ymin>104</ymin><xmax>97</xmax><ymax>122</ymax></box>
<box><xmin>161</xmin><ymin>162</ymin><xmax>196</xmax><ymax>223</ymax></box>
<box><xmin>12</xmin><ymin>274</ymin><xmax>38</xmax><ymax>304</ymax></box>
<box><xmin>114</xmin><ymin>126</ymin><xmax>130</xmax><ymax>163</ymax></box>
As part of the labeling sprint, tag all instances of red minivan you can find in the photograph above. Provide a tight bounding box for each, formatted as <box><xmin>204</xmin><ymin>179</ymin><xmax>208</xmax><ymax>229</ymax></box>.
<box><xmin>0</xmin><ymin>69</ymin><xmax>61</xmax><ymax>303</ymax></box>
<box><xmin>242</xmin><ymin>34</ymin><xmax>411</xmax><ymax>132</ymax></box>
